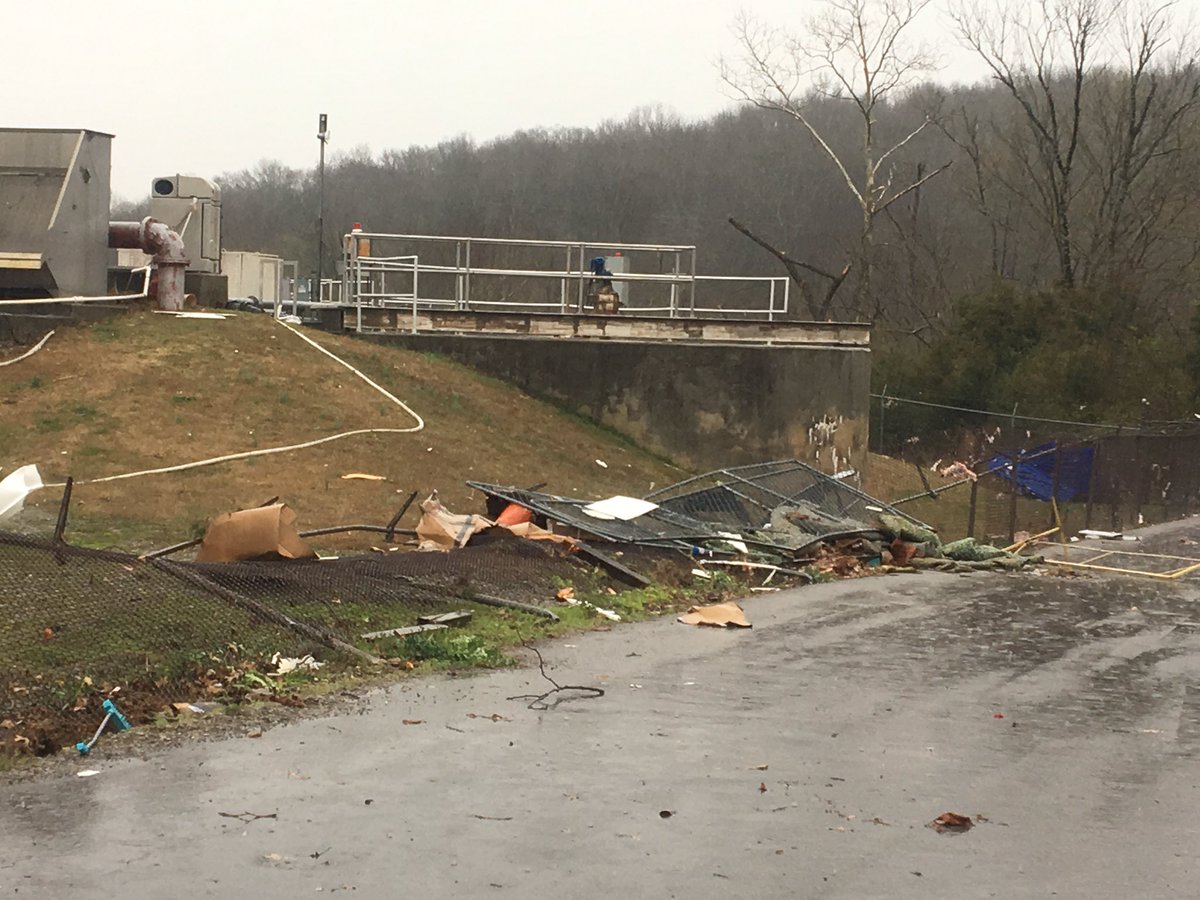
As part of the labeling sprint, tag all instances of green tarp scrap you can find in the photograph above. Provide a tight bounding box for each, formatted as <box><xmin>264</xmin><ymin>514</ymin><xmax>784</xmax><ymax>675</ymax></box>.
<box><xmin>878</xmin><ymin>513</ymin><xmax>940</xmax><ymax>547</ymax></box>
<box><xmin>941</xmin><ymin>538</ymin><xmax>1010</xmax><ymax>562</ymax></box>
<box><xmin>909</xmin><ymin>555</ymin><xmax>1040</xmax><ymax>572</ymax></box>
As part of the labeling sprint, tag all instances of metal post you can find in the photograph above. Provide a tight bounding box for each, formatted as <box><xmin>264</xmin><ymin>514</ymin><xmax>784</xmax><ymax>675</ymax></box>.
<box><xmin>670</xmin><ymin>251</ymin><xmax>680</xmax><ymax>318</ymax></box>
<box><xmin>877</xmin><ymin>384</ymin><xmax>887</xmax><ymax>454</ymax></box>
<box><xmin>561</xmin><ymin>244</ymin><xmax>570</xmax><ymax>313</ymax></box>
<box><xmin>967</xmin><ymin>479</ymin><xmax>978</xmax><ymax>539</ymax></box>
<box><xmin>411</xmin><ymin>255</ymin><xmax>419</xmax><ymax>335</ymax></box>
<box><xmin>352</xmin><ymin>229</ymin><xmax>362</xmax><ymax>334</ymax></box>
<box><xmin>1007</xmin><ymin>404</ymin><xmax>1020</xmax><ymax>543</ymax></box>
<box><xmin>455</xmin><ymin>241</ymin><xmax>463</xmax><ymax>308</ymax></box>
<box><xmin>768</xmin><ymin>280</ymin><xmax>775</xmax><ymax>322</ymax></box>
<box><xmin>464</xmin><ymin>239</ymin><xmax>472</xmax><ymax>309</ymax></box>
<box><xmin>1111</xmin><ymin>426</ymin><xmax>1122</xmax><ymax>529</ymax></box>
<box><xmin>1085</xmin><ymin>438</ymin><xmax>1100</xmax><ymax>529</ymax></box>
<box><xmin>1049</xmin><ymin>443</ymin><xmax>1063</xmax><ymax>529</ymax></box>
<box><xmin>1133</xmin><ymin>431</ymin><xmax>1145</xmax><ymax>527</ymax></box>
<box><xmin>316</xmin><ymin>113</ymin><xmax>328</xmax><ymax>309</ymax></box>
<box><xmin>690</xmin><ymin>247</ymin><xmax>698</xmax><ymax>315</ymax></box>
<box><xmin>577</xmin><ymin>243</ymin><xmax>586</xmax><ymax>312</ymax></box>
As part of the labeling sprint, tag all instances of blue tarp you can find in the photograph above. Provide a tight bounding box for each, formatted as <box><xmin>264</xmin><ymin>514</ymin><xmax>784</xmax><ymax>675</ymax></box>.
<box><xmin>983</xmin><ymin>441</ymin><xmax>1094</xmax><ymax>502</ymax></box>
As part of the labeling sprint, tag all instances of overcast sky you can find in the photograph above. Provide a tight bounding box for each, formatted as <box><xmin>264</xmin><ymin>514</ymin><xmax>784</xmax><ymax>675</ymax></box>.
<box><xmin>6</xmin><ymin>0</ymin><xmax>1198</xmax><ymax>199</ymax></box>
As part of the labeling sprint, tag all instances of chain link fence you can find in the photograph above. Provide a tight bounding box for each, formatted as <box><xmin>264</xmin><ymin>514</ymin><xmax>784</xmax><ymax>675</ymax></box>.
<box><xmin>866</xmin><ymin>395</ymin><xmax>1200</xmax><ymax>543</ymax></box>
<box><xmin>0</xmin><ymin>526</ymin><xmax>594</xmax><ymax>756</ymax></box>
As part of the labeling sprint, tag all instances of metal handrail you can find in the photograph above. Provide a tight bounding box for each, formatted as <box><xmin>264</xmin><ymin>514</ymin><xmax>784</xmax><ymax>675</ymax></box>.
<box><xmin>343</xmin><ymin>231</ymin><xmax>788</xmax><ymax>322</ymax></box>
<box><xmin>352</xmin><ymin>231</ymin><xmax>696</xmax><ymax>254</ymax></box>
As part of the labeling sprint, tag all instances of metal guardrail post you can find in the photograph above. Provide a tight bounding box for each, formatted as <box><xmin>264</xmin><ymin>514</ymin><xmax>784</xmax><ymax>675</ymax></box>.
<box><xmin>412</xmin><ymin>255</ymin><xmax>419</xmax><ymax>335</ymax></box>
<box><xmin>669</xmin><ymin>252</ymin><xmax>680</xmax><ymax>318</ymax></box>
<box><xmin>455</xmin><ymin>241</ymin><xmax>463</xmax><ymax>308</ymax></box>
<box><xmin>561</xmin><ymin>244</ymin><xmax>570</xmax><ymax>313</ymax></box>
<box><xmin>464</xmin><ymin>239</ymin><xmax>472</xmax><ymax>309</ymax></box>
<box><xmin>576</xmin><ymin>242</ymin><xmax>586</xmax><ymax>312</ymax></box>
<box><xmin>690</xmin><ymin>248</ymin><xmax>698</xmax><ymax>315</ymax></box>
<box><xmin>352</xmin><ymin>234</ymin><xmax>362</xmax><ymax>333</ymax></box>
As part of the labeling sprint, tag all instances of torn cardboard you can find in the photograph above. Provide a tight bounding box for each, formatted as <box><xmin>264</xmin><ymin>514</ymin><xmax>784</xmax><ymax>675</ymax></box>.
<box><xmin>195</xmin><ymin>503</ymin><xmax>316</xmax><ymax>562</ymax></box>
<box><xmin>503</xmin><ymin>520</ymin><xmax>577</xmax><ymax>546</ymax></box>
<box><xmin>417</xmin><ymin>493</ymin><xmax>493</xmax><ymax>551</ymax></box>
<box><xmin>677</xmin><ymin>601</ymin><xmax>752</xmax><ymax>628</ymax></box>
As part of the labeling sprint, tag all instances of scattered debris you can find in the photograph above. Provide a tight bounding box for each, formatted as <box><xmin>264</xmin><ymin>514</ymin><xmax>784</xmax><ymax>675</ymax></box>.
<box><xmin>472</xmin><ymin>814</ymin><xmax>514</xmax><ymax>821</ymax></box>
<box><xmin>466</xmin><ymin>713</ymin><xmax>509</xmax><ymax>721</ymax></box>
<box><xmin>171</xmin><ymin>702</ymin><xmax>220</xmax><ymax>715</ymax></box>
<box><xmin>76</xmin><ymin>769</ymin><xmax>100</xmax><ymax>778</ymax></box>
<box><xmin>759</xmin><ymin>782</ymin><xmax>768</xmax><ymax>793</ymax></box>
<box><xmin>928</xmin><ymin>812</ymin><xmax>974</xmax><ymax>834</ymax></box>
<box><xmin>269</xmin><ymin>653</ymin><xmax>324</xmax><ymax>676</ymax></box>
<box><xmin>697</xmin><ymin>559</ymin><xmax>814</xmax><ymax>583</ymax></box>
<box><xmin>659</xmin><ymin>810</ymin><xmax>674</xmax><ymax>819</ymax></box>
<box><xmin>402</xmin><ymin>719</ymin><xmax>425</xmax><ymax>726</ymax></box>
<box><xmin>678</xmin><ymin>601</ymin><xmax>752</xmax><ymax>628</ymax></box>
<box><xmin>195</xmin><ymin>503</ymin><xmax>316</xmax><ymax>563</ymax></box>
<box><xmin>1078</xmin><ymin>529</ymin><xmax>1138</xmax><ymax>541</ymax></box>
<box><xmin>416</xmin><ymin>492</ymin><xmax>493</xmax><ymax>550</ymax></box>
<box><xmin>362</xmin><ymin>610</ymin><xmax>473</xmax><ymax>640</ymax></box>
<box><xmin>582</xmin><ymin>495</ymin><xmax>659</xmax><ymax>521</ymax></box>
<box><xmin>554</xmin><ymin>586</ymin><xmax>621</xmax><ymax>621</ymax></box>
<box><xmin>938</xmin><ymin>461</ymin><xmax>977</xmax><ymax>481</ymax></box>
<box><xmin>340</xmin><ymin>473</ymin><xmax>386</xmax><ymax>481</ymax></box>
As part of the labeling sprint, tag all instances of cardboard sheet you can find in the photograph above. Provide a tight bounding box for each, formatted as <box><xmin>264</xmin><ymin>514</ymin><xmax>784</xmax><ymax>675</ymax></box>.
<box><xmin>677</xmin><ymin>601</ymin><xmax>752</xmax><ymax>628</ymax></box>
<box><xmin>195</xmin><ymin>503</ymin><xmax>316</xmax><ymax>562</ymax></box>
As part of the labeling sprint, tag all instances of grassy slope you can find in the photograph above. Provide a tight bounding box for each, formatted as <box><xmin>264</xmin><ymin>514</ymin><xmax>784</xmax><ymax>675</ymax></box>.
<box><xmin>0</xmin><ymin>310</ymin><xmax>685</xmax><ymax>550</ymax></box>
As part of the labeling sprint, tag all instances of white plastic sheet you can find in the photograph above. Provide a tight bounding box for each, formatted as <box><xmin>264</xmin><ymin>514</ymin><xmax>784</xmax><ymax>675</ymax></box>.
<box><xmin>0</xmin><ymin>465</ymin><xmax>42</xmax><ymax>524</ymax></box>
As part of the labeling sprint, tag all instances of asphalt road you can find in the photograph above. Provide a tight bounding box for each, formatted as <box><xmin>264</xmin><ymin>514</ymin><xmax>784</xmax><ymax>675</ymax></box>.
<box><xmin>3</xmin><ymin>550</ymin><xmax>1199</xmax><ymax>898</ymax></box>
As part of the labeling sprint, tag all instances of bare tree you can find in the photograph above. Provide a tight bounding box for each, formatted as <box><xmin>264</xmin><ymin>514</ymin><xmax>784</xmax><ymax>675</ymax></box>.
<box><xmin>722</xmin><ymin>0</ymin><xmax>950</xmax><ymax>317</ymax></box>
<box><xmin>951</xmin><ymin>0</ymin><xmax>1112</xmax><ymax>288</ymax></box>
<box><xmin>1084</xmin><ymin>2</ymin><xmax>1200</xmax><ymax>284</ymax></box>
<box><xmin>950</xmin><ymin>0</ymin><xmax>1200</xmax><ymax>295</ymax></box>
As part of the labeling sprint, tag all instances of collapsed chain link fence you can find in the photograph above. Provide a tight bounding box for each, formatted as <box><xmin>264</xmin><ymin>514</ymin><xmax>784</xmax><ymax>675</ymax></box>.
<box><xmin>0</xmin><ymin>527</ymin><xmax>592</xmax><ymax>755</ymax></box>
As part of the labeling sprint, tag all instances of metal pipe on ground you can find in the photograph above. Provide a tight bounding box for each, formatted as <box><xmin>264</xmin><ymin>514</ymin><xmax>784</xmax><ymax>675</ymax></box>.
<box><xmin>108</xmin><ymin>218</ymin><xmax>190</xmax><ymax>311</ymax></box>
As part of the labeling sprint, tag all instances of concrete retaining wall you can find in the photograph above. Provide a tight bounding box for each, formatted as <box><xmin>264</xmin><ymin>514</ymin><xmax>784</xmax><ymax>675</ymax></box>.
<box><xmin>369</xmin><ymin>332</ymin><xmax>870</xmax><ymax>474</ymax></box>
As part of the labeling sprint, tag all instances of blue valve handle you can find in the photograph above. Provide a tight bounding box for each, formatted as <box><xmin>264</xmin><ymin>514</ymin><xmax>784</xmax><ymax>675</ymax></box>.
<box><xmin>103</xmin><ymin>699</ymin><xmax>131</xmax><ymax>731</ymax></box>
<box><xmin>76</xmin><ymin>700</ymin><xmax>131</xmax><ymax>755</ymax></box>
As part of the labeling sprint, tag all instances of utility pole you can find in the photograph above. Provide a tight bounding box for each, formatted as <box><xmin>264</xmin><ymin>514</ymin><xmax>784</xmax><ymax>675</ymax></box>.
<box><xmin>316</xmin><ymin>113</ymin><xmax>328</xmax><ymax>302</ymax></box>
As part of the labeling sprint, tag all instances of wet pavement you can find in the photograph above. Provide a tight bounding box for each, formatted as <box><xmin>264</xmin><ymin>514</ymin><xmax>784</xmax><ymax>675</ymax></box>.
<box><xmin>3</xmin><ymin>558</ymin><xmax>1199</xmax><ymax>897</ymax></box>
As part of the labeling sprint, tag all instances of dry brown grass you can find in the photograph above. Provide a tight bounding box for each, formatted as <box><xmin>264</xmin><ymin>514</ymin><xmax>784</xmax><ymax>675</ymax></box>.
<box><xmin>1</xmin><ymin>309</ymin><xmax>685</xmax><ymax>549</ymax></box>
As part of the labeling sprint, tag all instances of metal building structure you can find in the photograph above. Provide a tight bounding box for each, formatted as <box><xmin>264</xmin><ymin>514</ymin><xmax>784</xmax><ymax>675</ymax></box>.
<box><xmin>149</xmin><ymin>175</ymin><xmax>221</xmax><ymax>274</ymax></box>
<box><xmin>0</xmin><ymin>128</ymin><xmax>113</xmax><ymax>298</ymax></box>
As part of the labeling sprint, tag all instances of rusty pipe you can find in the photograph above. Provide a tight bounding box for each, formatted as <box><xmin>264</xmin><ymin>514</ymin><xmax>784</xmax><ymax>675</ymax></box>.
<box><xmin>108</xmin><ymin>217</ymin><xmax>190</xmax><ymax>311</ymax></box>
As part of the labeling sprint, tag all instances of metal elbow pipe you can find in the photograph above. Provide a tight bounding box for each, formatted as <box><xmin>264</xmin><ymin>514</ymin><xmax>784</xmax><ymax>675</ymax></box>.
<box><xmin>109</xmin><ymin>217</ymin><xmax>190</xmax><ymax>311</ymax></box>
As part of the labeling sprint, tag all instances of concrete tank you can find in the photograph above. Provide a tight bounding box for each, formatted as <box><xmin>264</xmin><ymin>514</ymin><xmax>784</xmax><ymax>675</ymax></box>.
<box><xmin>0</xmin><ymin>128</ymin><xmax>112</xmax><ymax>298</ymax></box>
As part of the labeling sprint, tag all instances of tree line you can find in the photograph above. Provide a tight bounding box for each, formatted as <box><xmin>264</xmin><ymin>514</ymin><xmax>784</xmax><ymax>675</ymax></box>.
<box><xmin>115</xmin><ymin>0</ymin><xmax>1200</xmax><ymax>423</ymax></box>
